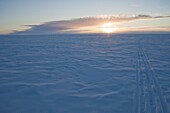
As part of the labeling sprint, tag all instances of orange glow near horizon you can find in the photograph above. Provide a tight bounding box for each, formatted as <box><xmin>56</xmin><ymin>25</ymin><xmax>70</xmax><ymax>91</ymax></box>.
<box><xmin>101</xmin><ymin>23</ymin><xmax>119</xmax><ymax>33</ymax></box>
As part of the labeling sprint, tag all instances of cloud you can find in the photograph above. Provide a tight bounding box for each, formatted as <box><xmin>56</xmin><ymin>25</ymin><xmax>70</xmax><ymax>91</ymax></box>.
<box><xmin>12</xmin><ymin>14</ymin><xmax>170</xmax><ymax>34</ymax></box>
<box><xmin>121</xmin><ymin>26</ymin><xmax>170</xmax><ymax>33</ymax></box>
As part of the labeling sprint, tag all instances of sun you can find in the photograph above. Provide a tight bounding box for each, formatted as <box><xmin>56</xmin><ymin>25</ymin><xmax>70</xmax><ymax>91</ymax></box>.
<box><xmin>101</xmin><ymin>23</ymin><xmax>118</xmax><ymax>33</ymax></box>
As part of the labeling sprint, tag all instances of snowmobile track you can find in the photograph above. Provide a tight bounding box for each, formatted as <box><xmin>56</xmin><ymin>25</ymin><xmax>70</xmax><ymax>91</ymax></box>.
<box><xmin>135</xmin><ymin>40</ymin><xmax>168</xmax><ymax>113</ymax></box>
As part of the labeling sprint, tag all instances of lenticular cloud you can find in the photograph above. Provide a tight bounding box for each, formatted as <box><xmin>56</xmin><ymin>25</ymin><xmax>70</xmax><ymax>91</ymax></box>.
<box><xmin>13</xmin><ymin>14</ymin><xmax>170</xmax><ymax>34</ymax></box>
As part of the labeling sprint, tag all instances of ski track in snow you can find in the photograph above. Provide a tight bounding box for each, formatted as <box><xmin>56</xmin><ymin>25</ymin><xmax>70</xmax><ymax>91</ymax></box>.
<box><xmin>135</xmin><ymin>39</ymin><xmax>168</xmax><ymax>113</ymax></box>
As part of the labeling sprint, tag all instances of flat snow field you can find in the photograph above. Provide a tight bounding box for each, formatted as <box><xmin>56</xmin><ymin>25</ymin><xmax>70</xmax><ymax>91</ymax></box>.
<box><xmin>0</xmin><ymin>34</ymin><xmax>170</xmax><ymax>113</ymax></box>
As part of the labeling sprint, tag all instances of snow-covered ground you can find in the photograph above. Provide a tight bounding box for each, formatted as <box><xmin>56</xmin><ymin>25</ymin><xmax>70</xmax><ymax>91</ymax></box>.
<box><xmin>0</xmin><ymin>34</ymin><xmax>169</xmax><ymax>113</ymax></box>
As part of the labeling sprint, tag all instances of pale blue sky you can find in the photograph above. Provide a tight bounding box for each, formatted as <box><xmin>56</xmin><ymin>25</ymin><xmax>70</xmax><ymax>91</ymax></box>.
<box><xmin>0</xmin><ymin>0</ymin><xmax>170</xmax><ymax>34</ymax></box>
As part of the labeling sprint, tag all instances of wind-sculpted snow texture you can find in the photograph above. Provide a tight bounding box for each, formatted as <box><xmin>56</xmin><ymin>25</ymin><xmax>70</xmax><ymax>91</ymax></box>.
<box><xmin>0</xmin><ymin>34</ymin><xmax>169</xmax><ymax>113</ymax></box>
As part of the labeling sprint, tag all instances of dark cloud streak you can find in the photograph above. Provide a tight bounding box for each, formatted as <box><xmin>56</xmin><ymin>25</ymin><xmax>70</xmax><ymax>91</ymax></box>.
<box><xmin>13</xmin><ymin>14</ymin><xmax>170</xmax><ymax>34</ymax></box>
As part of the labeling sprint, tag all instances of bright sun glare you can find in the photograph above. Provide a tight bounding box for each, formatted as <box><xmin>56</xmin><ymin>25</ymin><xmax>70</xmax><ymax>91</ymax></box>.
<box><xmin>101</xmin><ymin>23</ymin><xmax>118</xmax><ymax>33</ymax></box>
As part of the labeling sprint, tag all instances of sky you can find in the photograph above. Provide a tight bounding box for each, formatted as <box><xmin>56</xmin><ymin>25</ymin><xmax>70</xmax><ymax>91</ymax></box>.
<box><xmin>0</xmin><ymin>0</ymin><xmax>170</xmax><ymax>34</ymax></box>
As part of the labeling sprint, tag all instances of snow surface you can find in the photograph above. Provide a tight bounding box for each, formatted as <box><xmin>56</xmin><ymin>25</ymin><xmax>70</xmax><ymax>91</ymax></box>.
<box><xmin>0</xmin><ymin>34</ymin><xmax>169</xmax><ymax>113</ymax></box>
